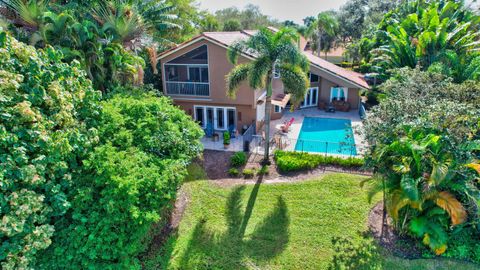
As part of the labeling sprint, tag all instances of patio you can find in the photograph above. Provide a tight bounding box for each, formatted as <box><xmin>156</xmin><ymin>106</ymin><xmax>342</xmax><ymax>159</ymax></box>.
<box><xmin>201</xmin><ymin>134</ymin><xmax>245</xmax><ymax>152</ymax></box>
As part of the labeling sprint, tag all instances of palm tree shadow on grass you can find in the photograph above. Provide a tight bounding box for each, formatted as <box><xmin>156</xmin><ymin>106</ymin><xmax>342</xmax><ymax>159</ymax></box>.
<box><xmin>179</xmin><ymin>180</ymin><xmax>290</xmax><ymax>269</ymax></box>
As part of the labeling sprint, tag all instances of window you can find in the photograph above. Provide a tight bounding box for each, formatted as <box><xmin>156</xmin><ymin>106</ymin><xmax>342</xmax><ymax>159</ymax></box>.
<box><xmin>309</xmin><ymin>73</ymin><xmax>319</xmax><ymax>83</ymax></box>
<box><xmin>167</xmin><ymin>66</ymin><xmax>179</xmax><ymax>81</ymax></box>
<box><xmin>216</xmin><ymin>108</ymin><xmax>225</xmax><ymax>129</ymax></box>
<box><xmin>195</xmin><ymin>107</ymin><xmax>204</xmax><ymax>127</ymax></box>
<box><xmin>188</xmin><ymin>66</ymin><xmax>209</xmax><ymax>82</ymax></box>
<box><xmin>228</xmin><ymin>109</ymin><xmax>236</xmax><ymax>129</ymax></box>
<box><xmin>274</xmin><ymin>105</ymin><xmax>282</xmax><ymax>113</ymax></box>
<box><xmin>273</xmin><ymin>62</ymin><xmax>280</xmax><ymax>78</ymax></box>
<box><xmin>330</xmin><ymin>87</ymin><xmax>348</xmax><ymax>102</ymax></box>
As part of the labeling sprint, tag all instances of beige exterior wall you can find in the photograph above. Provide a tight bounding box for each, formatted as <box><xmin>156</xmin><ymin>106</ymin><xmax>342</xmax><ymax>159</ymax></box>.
<box><xmin>161</xmin><ymin>39</ymin><xmax>258</xmax><ymax>107</ymax></box>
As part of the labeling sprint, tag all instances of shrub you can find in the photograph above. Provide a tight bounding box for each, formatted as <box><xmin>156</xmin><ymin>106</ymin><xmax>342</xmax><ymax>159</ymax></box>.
<box><xmin>38</xmin><ymin>90</ymin><xmax>204</xmax><ymax>269</ymax></box>
<box><xmin>223</xmin><ymin>132</ymin><xmax>231</xmax><ymax>145</ymax></box>
<box><xmin>257</xmin><ymin>165</ymin><xmax>269</xmax><ymax>176</ymax></box>
<box><xmin>274</xmin><ymin>150</ymin><xmax>365</xmax><ymax>172</ymax></box>
<box><xmin>228</xmin><ymin>168</ymin><xmax>240</xmax><ymax>177</ymax></box>
<box><xmin>242</xmin><ymin>169</ymin><xmax>255</xmax><ymax>178</ymax></box>
<box><xmin>230</xmin><ymin>152</ymin><xmax>247</xmax><ymax>167</ymax></box>
<box><xmin>0</xmin><ymin>32</ymin><xmax>101</xmax><ymax>270</ymax></box>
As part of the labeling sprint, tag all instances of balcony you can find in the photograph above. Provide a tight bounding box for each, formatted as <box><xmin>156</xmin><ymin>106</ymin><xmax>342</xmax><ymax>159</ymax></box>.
<box><xmin>165</xmin><ymin>81</ymin><xmax>210</xmax><ymax>97</ymax></box>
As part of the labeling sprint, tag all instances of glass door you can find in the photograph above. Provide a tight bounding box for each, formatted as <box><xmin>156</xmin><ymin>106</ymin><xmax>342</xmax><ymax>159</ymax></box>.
<box><xmin>215</xmin><ymin>108</ymin><xmax>225</xmax><ymax>130</ymax></box>
<box><xmin>301</xmin><ymin>87</ymin><xmax>319</xmax><ymax>108</ymax></box>
<box><xmin>227</xmin><ymin>109</ymin><xmax>236</xmax><ymax>131</ymax></box>
<box><xmin>195</xmin><ymin>107</ymin><xmax>205</xmax><ymax>128</ymax></box>
<box><xmin>206</xmin><ymin>107</ymin><xmax>214</xmax><ymax>128</ymax></box>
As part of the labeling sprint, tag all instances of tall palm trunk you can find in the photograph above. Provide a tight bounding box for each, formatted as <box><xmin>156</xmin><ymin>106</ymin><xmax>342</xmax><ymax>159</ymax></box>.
<box><xmin>263</xmin><ymin>70</ymin><xmax>274</xmax><ymax>163</ymax></box>
<box><xmin>317</xmin><ymin>30</ymin><xmax>322</xmax><ymax>57</ymax></box>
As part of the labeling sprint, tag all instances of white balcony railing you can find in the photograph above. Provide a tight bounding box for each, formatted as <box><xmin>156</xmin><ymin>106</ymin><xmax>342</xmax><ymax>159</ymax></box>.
<box><xmin>166</xmin><ymin>82</ymin><xmax>210</xmax><ymax>96</ymax></box>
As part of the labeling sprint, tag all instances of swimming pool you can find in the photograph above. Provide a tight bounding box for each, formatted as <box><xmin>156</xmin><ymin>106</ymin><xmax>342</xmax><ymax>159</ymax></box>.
<box><xmin>294</xmin><ymin>117</ymin><xmax>357</xmax><ymax>156</ymax></box>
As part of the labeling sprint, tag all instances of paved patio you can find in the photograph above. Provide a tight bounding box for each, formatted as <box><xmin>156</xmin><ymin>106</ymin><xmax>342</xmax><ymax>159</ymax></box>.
<box><xmin>201</xmin><ymin>134</ymin><xmax>244</xmax><ymax>152</ymax></box>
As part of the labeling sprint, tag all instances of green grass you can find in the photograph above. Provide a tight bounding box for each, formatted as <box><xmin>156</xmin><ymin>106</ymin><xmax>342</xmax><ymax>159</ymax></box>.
<box><xmin>144</xmin><ymin>173</ymin><xmax>480</xmax><ymax>270</ymax></box>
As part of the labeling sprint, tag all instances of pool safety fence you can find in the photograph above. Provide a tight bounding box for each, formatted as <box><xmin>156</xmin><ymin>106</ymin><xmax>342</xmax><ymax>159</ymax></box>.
<box><xmin>249</xmin><ymin>135</ymin><xmax>368</xmax><ymax>158</ymax></box>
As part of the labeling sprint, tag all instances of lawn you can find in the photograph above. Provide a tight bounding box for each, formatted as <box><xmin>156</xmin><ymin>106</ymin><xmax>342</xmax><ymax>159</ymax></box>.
<box><xmin>144</xmin><ymin>173</ymin><xmax>479</xmax><ymax>270</ymax></box>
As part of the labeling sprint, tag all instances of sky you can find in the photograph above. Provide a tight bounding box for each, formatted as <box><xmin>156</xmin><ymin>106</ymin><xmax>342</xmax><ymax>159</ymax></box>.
<box><xmin>198</xmin><ymin>0</ymin><xmax>350</xmax><ymax>24</ymax></box>
<box><xmin>198</xmin><ymin>0</ymin><xmax>479</xmax><ymax>24</ymax></box>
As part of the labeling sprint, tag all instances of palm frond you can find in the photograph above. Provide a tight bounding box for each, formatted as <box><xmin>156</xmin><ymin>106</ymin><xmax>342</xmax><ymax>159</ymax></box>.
<box><xmin>248</xmin><ymin>56</ymin><xmax>270</xmax><ymax>90</ymax></box>
<box><xmin>225</xmin><ymin>63</ymin><xmax>250</xmax><ymax>98</ymax></box>
<box><xmin>434</xmin><ymin>191</ymin><xmax>467</xmax><ymax>225</ymax></box>
<box><xmin>227</xmin><ymin>40</ymin><xmax>247</xmax><ymax>65</ymax></box>
<box><xmin>278</xmin><ymin>63</ymin><xmax>309</xmax><ymax>107</ymax></box>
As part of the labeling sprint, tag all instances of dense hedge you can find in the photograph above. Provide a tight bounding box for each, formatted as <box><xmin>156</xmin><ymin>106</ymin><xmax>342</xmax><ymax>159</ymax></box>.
<box><xmin>0</xmin><ymin>33</ymin><xmax>204</xmax><ymax>269</ymax></box>
<box><xmin>274</xmin><ymin>150</ymin><xmax>365</xmax><ymax>172</ymax></box>
<box><xmin>37</xmin><ymin>91</ymin><xmax>204</xmax><ymax>269</ymax></box>
<box><xmin>0</xmin><ymin>31</ymin><xmax>101</xmax><ymax>269</ymax></box>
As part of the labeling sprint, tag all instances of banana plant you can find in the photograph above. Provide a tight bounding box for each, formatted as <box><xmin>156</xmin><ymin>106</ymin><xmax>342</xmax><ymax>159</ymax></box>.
<box><xmin>371</xmin><ymin>0</ymin><xmax>480</xmax><ymax>80</ymax></box>
<box><xmin>369</xmin><ymin>126</ymin><xmax>473</xmax><ymax>254</ymax></box>
<box><xmin>91</xmin><ymin>0</ymin><xmax>177</xmax><ymax>50</ymax></box>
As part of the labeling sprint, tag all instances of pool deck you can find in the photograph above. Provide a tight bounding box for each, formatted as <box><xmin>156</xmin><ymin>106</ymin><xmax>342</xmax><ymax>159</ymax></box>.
<box><xmin>269</xmin><ymin>108</ymin><xmax>367</xmax><ymax>155</ymax></box>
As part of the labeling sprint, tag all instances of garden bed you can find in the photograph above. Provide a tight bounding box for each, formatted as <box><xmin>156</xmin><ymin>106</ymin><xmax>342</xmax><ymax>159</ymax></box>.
<box><xmin>368</xmin><ymin>202</ymin><xmax>423</xmax><ymax>259</ymax></box>
<box><xmin>199</xmin><ymin>150</ymin><xmax>371</xmax><ymax>182</ymax></box>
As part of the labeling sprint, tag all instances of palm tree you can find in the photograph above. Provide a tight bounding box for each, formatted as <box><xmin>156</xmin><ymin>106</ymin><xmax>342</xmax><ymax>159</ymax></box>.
<box><xmin>307</xmin><ymin>12</ymin><xmax>339</xmax><ymax>57</ymax></box>
<box><xmin>0</xmin><ymin>0</ymin><xmax>49</xmax><ymax>31</ymax></box>
<box><xmin>91</xmin><ymin>0</ymin><xmax>177</xmax><ymax>50</ymax></box>
<box><xmin>226</xmin><ymin>28</ymin><xmax>310</xmax><ymax>163</ymax></box>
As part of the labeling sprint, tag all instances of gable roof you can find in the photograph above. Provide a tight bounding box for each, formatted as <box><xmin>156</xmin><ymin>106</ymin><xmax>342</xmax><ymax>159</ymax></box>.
<box><xmin>159</xmin><ymin>30</ymin><xmax>369</xmax><ymax>89</ymax></box>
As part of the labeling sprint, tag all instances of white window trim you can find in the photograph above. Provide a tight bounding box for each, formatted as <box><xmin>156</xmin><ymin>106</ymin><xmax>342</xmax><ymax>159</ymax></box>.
<box><xmin>187</xmin><ymin>66</ymin><xmax>209</xmax><ymax>82</ymax></box>
<box><xmin>274</xmin><ymin>105</ymin><xmax>282</xmax><ymax>113</ymax></box>
<box><xmin>330</xmin><ymin>87</ymin><xmax>348</xmax><ymax>102</ymax></box>
<box><xmin>300</xmin><ymin>87</ymin><xmax>319</xmax><ymax>108</ymax></box>
<box><xmin>193</xmin><ymin>105</ymin><xmax>236</xmax><ymax>131</ymax></box>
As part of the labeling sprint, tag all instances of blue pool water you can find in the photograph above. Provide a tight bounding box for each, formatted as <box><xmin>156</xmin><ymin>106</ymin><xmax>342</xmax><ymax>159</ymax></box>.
<box><xmin>294</xmin><ymin>117</ymin><xmax>357</xmax><ymax>156</ymax></box>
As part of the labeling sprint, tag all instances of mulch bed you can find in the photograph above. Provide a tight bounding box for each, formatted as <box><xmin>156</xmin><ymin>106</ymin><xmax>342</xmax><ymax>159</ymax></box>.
<box><xmin>199</xmin><ymin>150</ymin><xmax>372</xmax><ymax>183</ymax></box>
<box><xmin>368</xmin><ymin>201</ymin><xmax>423</xmax><ymax>259</ymax></box>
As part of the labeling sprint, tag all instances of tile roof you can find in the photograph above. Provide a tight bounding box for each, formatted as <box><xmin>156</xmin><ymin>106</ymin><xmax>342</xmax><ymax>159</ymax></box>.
<box><xmin>304</xmin><ymin>52</ymin><xmax>370</xmax><ymax>89</ymax></box>
<box><xmin>160</xmin><ymin>31</ymin><xmax>369</xmax><ymax>89</ymax></box>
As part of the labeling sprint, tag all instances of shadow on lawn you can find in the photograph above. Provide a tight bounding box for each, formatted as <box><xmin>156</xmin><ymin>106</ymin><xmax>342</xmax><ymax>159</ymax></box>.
<box><xmin>179</xmin><ymin>179</ymin><xmax>290</xmax><ymax>269</ymax></box>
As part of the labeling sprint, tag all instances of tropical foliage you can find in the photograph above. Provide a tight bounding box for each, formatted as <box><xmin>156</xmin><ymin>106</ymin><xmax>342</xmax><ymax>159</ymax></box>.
<box><xmin>0</xmin><ymin>31</ymin><xmax>101</xmax><ymax>269</ymax></box>
<box><xmin>0</xmin><ymin>33</ymin><xmax>203</xmax><ymax>269</ymax></box>
<box><xmin>363</xmin><ymin>68</ymin><xmax>480</xmax><ymax>256</ymax></box>
<box><xmin>226</xmin><ymin>28</ymin><xmax>309</xmax><ymax>161</ymax></box>
<box><xmin>37</xmin><ymin>89</ymin><xmax>203</xmax><ymax>269</ymax></box>
<box><xmin>306</xmin><ymin>11</ymin><xmax>339</xmax><ymax>57</ymax></box>
<box><xmin>353</xmin><ymin>0</ymin><xmax>480</xmax><ymax>82</ymax></box>
<box><xmin>0</xmin><ymin>0</ymin><xmax>183</xmax><ymax>91</ymax></box>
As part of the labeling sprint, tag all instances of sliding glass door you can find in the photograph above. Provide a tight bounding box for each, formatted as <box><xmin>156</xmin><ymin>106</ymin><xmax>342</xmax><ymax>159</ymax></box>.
<box><xmin>194</xmin><ymin>106</ymin><xmax>236</xmax><ymax>131</ymax></box>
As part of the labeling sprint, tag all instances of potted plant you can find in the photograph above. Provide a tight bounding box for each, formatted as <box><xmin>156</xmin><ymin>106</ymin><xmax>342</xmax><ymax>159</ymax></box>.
<box><xmin>223</xmin><ymin>131</ymin><xmax>231</xmax><ymax>149</ymax></box>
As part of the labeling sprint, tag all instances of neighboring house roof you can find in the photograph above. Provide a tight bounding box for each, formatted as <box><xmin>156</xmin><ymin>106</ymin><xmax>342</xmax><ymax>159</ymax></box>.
<box><xmin>159</xmin><ymin>30</ymin><xmax>369</xmax><ymax>89</ymax></box>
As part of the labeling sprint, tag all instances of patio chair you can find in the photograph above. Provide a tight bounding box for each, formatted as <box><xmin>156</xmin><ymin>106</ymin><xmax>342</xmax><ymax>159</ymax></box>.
<box><xmin>280</xmin><ymin>117</ymin><xmax>295</xmax><ymax>133</ymax></box>
<box><xmin>325</xmin><ymin>103</ymin><xmax>336</xmax><ymax>113</ymax></box>
<box><xmin>228</xmin><ymin>124</ymin><xmax>236</xmax><ymax>138</ymax></box>
<box><xmin>205</xmin><ymin>122</ymin><xmax>214</xmax><ymax>137</ymax></box>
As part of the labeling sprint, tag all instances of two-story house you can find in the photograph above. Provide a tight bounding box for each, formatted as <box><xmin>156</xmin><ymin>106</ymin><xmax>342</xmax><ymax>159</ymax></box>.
<box><xmin>158</xmin><ymin>29</ymin><xmax>369</xmax><ymax>134</ymax></box>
